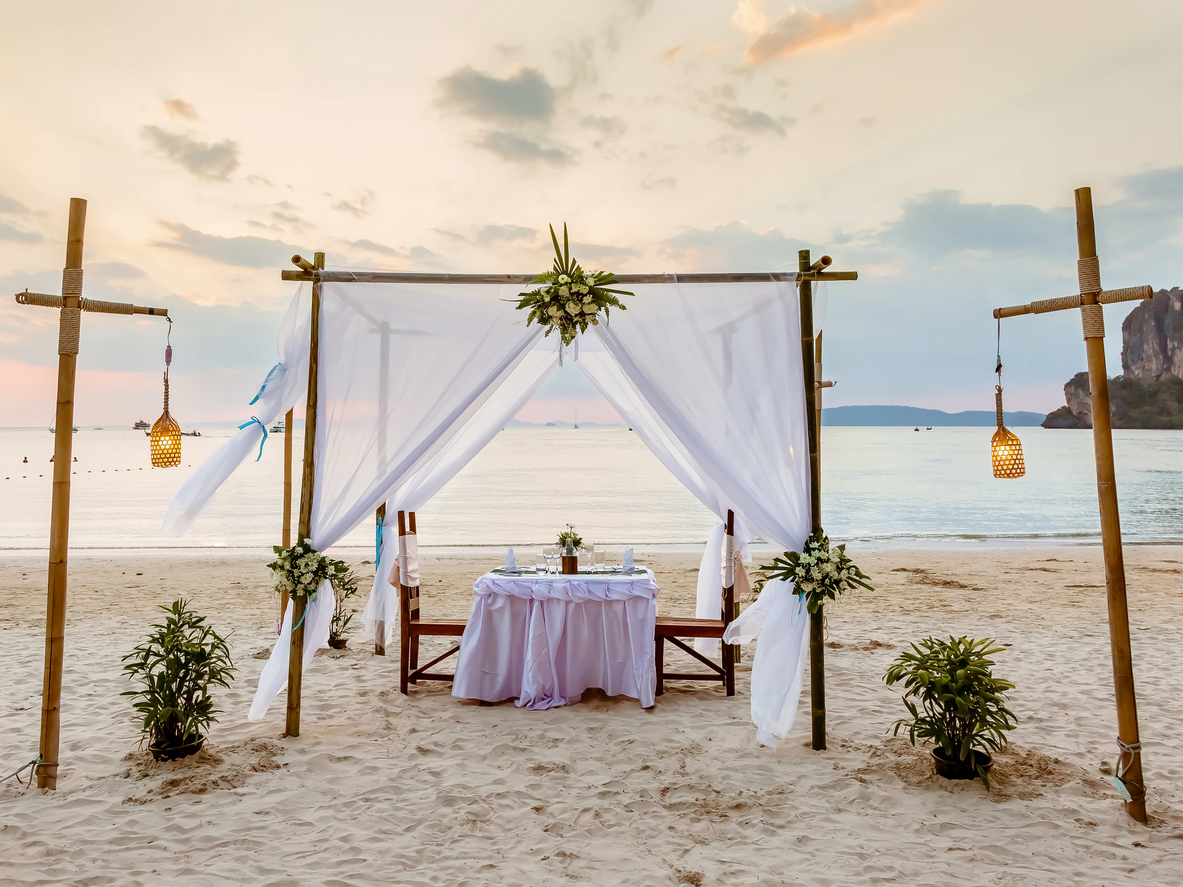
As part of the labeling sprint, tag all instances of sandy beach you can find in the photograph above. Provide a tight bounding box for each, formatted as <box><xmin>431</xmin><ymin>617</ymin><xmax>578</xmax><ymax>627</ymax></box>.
<box><xmin>2</xmin><ymin>545</ymin><xmax>1182</xmax><ymax>885</ymax></box>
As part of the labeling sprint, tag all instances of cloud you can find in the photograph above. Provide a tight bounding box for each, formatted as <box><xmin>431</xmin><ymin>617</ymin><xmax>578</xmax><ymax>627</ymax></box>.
<box><xmin>141</xmin><ymin>125</ymin><xmax>239</xmax><ymax>181</ymax></box>
<box><xmin>331</xmin><ymin>190</ymin><xmax>374</xmax><ymax>218</ymax></box>
<box><xmin>439</xmin><ymin>67</ymin><xmax>556</xmax><ymax>122</ymax></box>
<box><xmin>573</xmin><ymin>243</ymin><xmax>640</xmax><ymax>265</ymax></box>
<box><xmin>246</xmin><ymin>173</ymin><xmax>274</xmax><ymax>187</ymax></box>
<box><xmin>715</xmin><ymin>104</ymin><xmax>794</xmax><ymax>136</ymax></box>
<box><xmin>156</xmin><ymin>222</ymin><xmax>301</xmax><ymax>268</ymax></box>
<box><xmin>346</xmin><ymin>239</ymin><xmax>446</xmax><ymax>269</ymax></box>
<box><xmin>663</xmin><ymin>46</ymin><xmax>684</xmax><ymax>59</ymax></box>
<box><xmin>0</xmin><ymin>194</ymin><xmax>33</xmax><ymax>216</ymax></box>
<box><xmin>434</xmin><ymin>224</ymin><xmax>539</xmax><ymax>246</ymax></box>
<box><xmin>641</xmin><ymin>175</ymin><xmax>677</xmax><ymax>190</ymax></box>
<box><xmin>0</xmin><ymin>221</ymin><xmax>42</xmax><ymax>243</ymax></box>
<box><xmin>163</xmin><ymin>98</ymin><xmax>198</xmax><ymax>120</ymax></box>
<box><xmin>581</xmin><ymin>114</ymin><xmax>627</xmax><ymax>138</ymax></box>
<box><xmin>89</xmin><ymin>262</ymin><xmax>144</xmax><ymax>281</ymax></box>
<box><xmin>661</xmin><ymin>221</ymin><xmax>810</xmax><ymax>269</ymax></box>
<box><xmin>734</xmin><ymin>0</ymin><xmax>931</xmax><ymax>65</ymax></box>
<box><xmin>476</xmin><ymin>131</ymin><xmax>573</xmax><ymax>166</ymax></box>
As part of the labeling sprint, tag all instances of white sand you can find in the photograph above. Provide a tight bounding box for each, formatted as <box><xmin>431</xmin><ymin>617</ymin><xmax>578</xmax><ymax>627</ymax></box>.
<box><xmin>3</xmin><ymin>546</ymin><xmax>1183</xmax><ymax>885</ymax></box>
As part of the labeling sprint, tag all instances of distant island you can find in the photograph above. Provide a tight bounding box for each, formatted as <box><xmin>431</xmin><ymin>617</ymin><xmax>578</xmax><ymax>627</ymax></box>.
<box><xmin>1043</xmin><ymin>287</ymin><xmax>1183</xmax><ymax>429</ymax></box>
<box><xmin>820</xmin><ymin>405</ymin><xmax>1046</xmax><ymax>427</ymax></box>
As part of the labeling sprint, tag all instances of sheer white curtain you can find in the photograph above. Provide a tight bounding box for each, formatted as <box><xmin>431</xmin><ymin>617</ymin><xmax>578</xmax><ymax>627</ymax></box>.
<box><xmin>162</xmin><ymin>284</ymin><xmax>311</xmax><ymax>536</ymax></box>
<box><xmin>588</xmin><ymin>276</ymin><xmax>813</xmax><ymax>748</ymax></box>
<box><xmin>362</xmin><ymin>345</ymin><xmax>559</xmax><ymax>647</ymax></box>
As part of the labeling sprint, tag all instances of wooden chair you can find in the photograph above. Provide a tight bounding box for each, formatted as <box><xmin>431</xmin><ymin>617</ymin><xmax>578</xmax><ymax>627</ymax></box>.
<box><xmin>398</xmin><ymin>510</ymin><xmax>467</xmax><ymax>694</ymax></box>
<box><xmin>654</xmin><ymin>509</ymin><xmax>738</xmax><ymax>697</ymax></box>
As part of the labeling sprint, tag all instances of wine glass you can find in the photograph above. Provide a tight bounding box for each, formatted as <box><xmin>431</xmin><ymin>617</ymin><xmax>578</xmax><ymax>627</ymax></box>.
<box><xmin>535</xmin><ymin>550</ymin><xmax>547</xmax><ymax>574</ymax></box>
<box><xmin>544</xmin><ymin>546</ymin><xmax>558</xmax><ymax>575</ymax></box>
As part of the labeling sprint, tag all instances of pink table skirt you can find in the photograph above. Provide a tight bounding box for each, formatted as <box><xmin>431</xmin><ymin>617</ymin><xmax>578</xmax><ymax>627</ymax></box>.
<box><xmin>452</xmin><ymin>570</ymin><xmax>659</xmax><ymax>709</ymax></box>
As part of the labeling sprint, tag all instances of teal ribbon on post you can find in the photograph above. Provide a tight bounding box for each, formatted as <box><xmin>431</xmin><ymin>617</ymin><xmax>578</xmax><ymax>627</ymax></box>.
<box><xmin>238</xmin><ymin>416</ymin><xmax>268</xmax><ymax>461</ymax></box>
<box><xmin>249</xmin><ymin>363</ymin><xmax>282</xmax><ymax>405</ymax></box>
<box><xmin>375</xmin><ymin>513</ymin><xmax>383</xmax><ymax>566</ymax></box>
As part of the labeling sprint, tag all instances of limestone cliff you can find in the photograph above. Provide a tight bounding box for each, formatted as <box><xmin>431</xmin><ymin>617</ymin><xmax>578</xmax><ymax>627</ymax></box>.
<box><xmin>1043</xmin><ymin>288</ymin><xmax>1183</xmax><ymax>429</ymax></box>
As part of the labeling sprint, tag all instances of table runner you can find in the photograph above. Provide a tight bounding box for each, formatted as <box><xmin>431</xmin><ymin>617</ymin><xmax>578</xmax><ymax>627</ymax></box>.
<box><xmin>453</xmin><ymin>569</ymin><xmax>659</xmax><ymax>709</ymax></box>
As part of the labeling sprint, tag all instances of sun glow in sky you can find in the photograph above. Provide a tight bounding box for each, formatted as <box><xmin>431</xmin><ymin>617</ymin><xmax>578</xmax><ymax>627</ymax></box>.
<box><xmin>2</xmin><ymin>0</ymin><xmax>1181</xmax><ymax>425</ymax></box>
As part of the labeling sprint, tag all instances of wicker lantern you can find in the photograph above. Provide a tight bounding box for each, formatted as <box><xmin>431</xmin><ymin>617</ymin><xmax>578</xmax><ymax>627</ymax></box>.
<box><xmin>150</xmin><ymin>333</ymin><xmax>181</xmax><ymax>468</ymax></box>
<box><xmin>991</xmin><ymin>385</ymin><xmax>1024</xmax><ymax>479</ymax></box>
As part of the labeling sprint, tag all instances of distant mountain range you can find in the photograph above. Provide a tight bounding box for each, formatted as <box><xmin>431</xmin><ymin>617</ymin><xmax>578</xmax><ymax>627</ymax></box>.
<box><xmin>820</xmin><ymin>405</ymin><xmax>1047</xmax><ymax>427</ymax></box>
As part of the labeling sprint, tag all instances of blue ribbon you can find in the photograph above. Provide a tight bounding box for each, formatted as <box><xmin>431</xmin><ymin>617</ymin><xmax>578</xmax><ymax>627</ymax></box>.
<box><xmin>375</xmin><ymin>513</ymin><xmax>383</xmax><ymax>566</ymax></box>
<box><xmin>249</xmin><ymin>363</ymin><xmax>282</xmax><ymax>405</ymax></box>
<box><xmin>238</xmin><ymin>416</ymin><xmax>268</xmax><ymax>461</ymax></box>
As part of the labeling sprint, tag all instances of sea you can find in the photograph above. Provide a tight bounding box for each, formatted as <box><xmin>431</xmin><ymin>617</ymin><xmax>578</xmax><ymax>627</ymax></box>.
<box><xmin>1</xmin><ymin>425</ymin><xmax>1181</xmax><ymax>554</ymax></box>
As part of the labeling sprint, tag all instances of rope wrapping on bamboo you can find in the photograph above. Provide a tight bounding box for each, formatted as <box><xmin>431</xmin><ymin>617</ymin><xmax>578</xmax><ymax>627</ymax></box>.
<box><xmin>1099</xmin><ymin>285</ymin><xmax>1154</xmax><ymax>305</ymax></box>
<box><xmin>57</xmin><ymin>268</ymin><xmax>85</xmax><ymax>355</ymax></box>
<box><xmin>1031</xmin><ymin>294</ymin><xmax>1082</xmax><ymax>314</ymax></box>
<box><xmin>1077</xmin><ymin>256</ymin><xmax>1101</xmax><ymax>294</ymax></box>
<box><xmin>995</xmin><ymin>386</ymin><xmax>1005</xmax><ymax>427</ymax></box>
<box><xmin>1081</xmin><ymin>303</ymin><xmax>1105</xmax><ymax>339</ymax></box>
<box><xmin>14</xmin><ymin>291</ymin><xmax>63</xmax><ymax>308</ymax></box>
<box><xmin>80</xmin><ymin>298</ymin><xmax>134</xmax><ymax>315</ymax></box>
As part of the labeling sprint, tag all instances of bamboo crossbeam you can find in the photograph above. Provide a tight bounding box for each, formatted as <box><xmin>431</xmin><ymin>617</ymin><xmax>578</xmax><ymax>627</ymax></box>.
<box><xmin>993</xmin><ymin>285</ymin><xmax>1152</xmax><ymax>319</ymax></box>
<box><xmin>280</xmin><ymin>267</ymin><xmax>856</xmax><ymax>284</ymax></box>
<box><xmin>15</xmin><ymin>291</ymin><xmax>169</xmax><ymax>316</ymax></box>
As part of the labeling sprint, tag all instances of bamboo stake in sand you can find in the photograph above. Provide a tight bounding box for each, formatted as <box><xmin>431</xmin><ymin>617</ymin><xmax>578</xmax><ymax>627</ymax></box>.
<box><xmin>287</xmin><ymin>251</ymin><xmax>324</xmax><ymax>738</ymax></box>
<box><xmin>992</xmin><ymin>187</ymin><xmax>1148</xmax><ymax>823</ymax></box>
<box><xmin>281</xmin><ymin>408</ymin><xmax>294</xmax><ymax>617</ymax></box>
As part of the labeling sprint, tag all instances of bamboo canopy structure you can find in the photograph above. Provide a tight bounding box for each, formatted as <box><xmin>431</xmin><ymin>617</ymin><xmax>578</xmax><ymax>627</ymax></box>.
<box><xmin>12</xmin><ymin>198</ymin><xmax>170</xmax><ymax>789</ymax></box>
<box><xmin>279</xmin><ymin>250</ymin><xmax>857</xmax><ymax>744</ymax></box>
<box><xmin>992</xmin><ymin>187</ymin><xmax>1152</xmax><ymax>823</ymax></box>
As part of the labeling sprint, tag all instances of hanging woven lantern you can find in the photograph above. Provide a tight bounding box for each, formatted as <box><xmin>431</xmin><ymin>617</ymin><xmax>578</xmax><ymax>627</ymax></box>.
<box><xmin>991</xmin><ymin>385</ymin><xmax>1025</xmax><ymax>479</ymax></box>
<box><xmin>150</xmin><ymin>330</ymin><xmax>181</xmax><ymax>468</ymax></box>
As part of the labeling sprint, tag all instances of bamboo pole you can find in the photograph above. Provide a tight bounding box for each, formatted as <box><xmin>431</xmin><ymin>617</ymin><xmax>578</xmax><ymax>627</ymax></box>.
<box><xmin>374</xmin><ymin>503</ymin><xmax>387</xmax><ymax>655</ymax></box>
<box><xmin>37</xmin><ymin>198</ymin><xmax>87</xmax><ymax>789</ymax></box>
<box><xmin>286</xmin><ymin>251</ymin><xmax>324</xmax><ymax>738</ymax></box>
<box><xmin>799</xmin><ymin>249</ymin><xmax>826</xmax><ymax>752</ymax></box>
<box><xmin>280</xmin><ymin>407</ymin><xmax>294</xmax><ymax>617</ymax></box>
<box><xmin>1075</xmin><ymin>188</ymin><xmax>1147</xmax><ymax>823</ymax></box>
<box><xmin>281</xmin><ymin>268</ymin><xmax>857</xmax><ymax>285</ymax></box>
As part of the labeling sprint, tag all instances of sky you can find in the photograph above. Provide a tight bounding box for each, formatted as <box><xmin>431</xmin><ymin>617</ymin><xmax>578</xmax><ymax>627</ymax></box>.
<box><xmin>2</xmin><ymin>0</ymin><xmax>1181</xmax><ymax>426</ymax></box>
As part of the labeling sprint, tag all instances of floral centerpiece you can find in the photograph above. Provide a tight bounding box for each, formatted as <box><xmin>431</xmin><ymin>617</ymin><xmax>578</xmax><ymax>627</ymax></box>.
<box><xmin>557</xmin><ymin>523</ymin><xmax>583</xmax><ymax>551</ymax></box>
<box><xmin>268</xmin><ymin>539</ymin><xmax>349</xmax><ymax>602</ymax></box>
<box><xmin>516</xmin><ymin>223</ymin><xmax>632</xmax><ymax>345</ymax></box>
<box><xmin>752</xmin><ymin>528</ymin><xmax>872</xmax><ymax>612</ymax></box>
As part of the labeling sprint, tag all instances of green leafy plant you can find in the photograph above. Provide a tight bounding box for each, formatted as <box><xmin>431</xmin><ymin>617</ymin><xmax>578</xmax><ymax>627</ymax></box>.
<box><xmin>884</xmin><ymin>636</ymin><xmax>1017</xmax><ymax>786</ymax></box>
<box><xmin>122</xmin><ymin>599</ymin><xmax>235</xmax><ymax>751</ymax></box>
<box><xmin>328</xmin><ymin>562</ymin><xmax>361</xmax><ymax>647</ymax></box>
<box><xmin>269</xmin><ymin>539</ymin><xmax>349</xmax><ymax>601</ymax></box>
<box><xmin>516</xmin><ymin>223</ymin><xmax>633</xmax><ymax>345</ymax></box>
<box><xmin>752</xmin><ymin>528</ymin><xmax>872</xmax><ymax>612</ymax></box>
<box><xmin>557</xmin><ymin>523</ymin><xmax>583</xmax><ymax>550</ymax></box>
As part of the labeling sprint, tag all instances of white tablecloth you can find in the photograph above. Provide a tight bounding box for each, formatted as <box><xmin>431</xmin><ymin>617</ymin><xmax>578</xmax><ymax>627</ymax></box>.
<box><xmin>452</xmin><ymin>569</ymin><xmax>659</xmax><ymax>709</ymax></box>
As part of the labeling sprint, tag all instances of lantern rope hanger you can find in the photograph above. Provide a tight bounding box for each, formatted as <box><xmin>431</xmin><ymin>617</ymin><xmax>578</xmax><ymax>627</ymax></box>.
<box><xmin>11</xmin><ymin>198</ymin><xmax>171</xmax><ymax>791</ymax></box>
<box><xmin>150</xmin><ymin>318</ymin><xmax>183</xmax><ymax>468</ymax></box>
<box><xmin>990</xmin><ymin>319</ymin><xmax>1025</xmax><ymax>479</ymax></box>
<box><xmin>991</xmin><ymin>186</ymin><xmax>1154</xmax><ymax>825</ymax></box>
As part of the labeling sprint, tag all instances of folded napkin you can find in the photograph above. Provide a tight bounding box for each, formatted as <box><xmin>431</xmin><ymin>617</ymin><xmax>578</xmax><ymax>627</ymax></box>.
<box><xmin>505</xmin><ymin>547</ymin><xmax>516</xmax><ymax>570</ymax></box>
<box><xmin>622</xmin><ymin>547</ymin><xmax>634</xmax><ymax>574</ymax></box>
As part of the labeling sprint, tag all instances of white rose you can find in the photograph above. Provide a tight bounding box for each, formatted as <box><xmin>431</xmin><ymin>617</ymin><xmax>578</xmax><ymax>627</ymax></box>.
<box><xmin>559</xmin><ymin>286</ymin><xmax>570</xmax><ymax>297</ymax></box>
<box><xmin>548</xmin><ymin>305</ymin><xmax>561</xmax><ymax>317</ymax></box>
<box><xmin>583</xmin><ymin>303</ymin><xmax>597</xmax><ymax>314</ymax></box>
<box><xmin>566</xmin><ymin>301</ymin><xmax>580</xmax><ymax>315</ymax></box>
<box><xmin>558</xmin><ymin>275</ymin><xmax>570</xmax><ymax>284</ymax></box>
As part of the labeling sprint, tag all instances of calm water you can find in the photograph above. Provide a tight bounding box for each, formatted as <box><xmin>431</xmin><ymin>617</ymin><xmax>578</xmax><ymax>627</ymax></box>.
<box><xmin>1</xmin><ymin>426</ymin><xmax>1181</xmax><ymax>551</ymax></box>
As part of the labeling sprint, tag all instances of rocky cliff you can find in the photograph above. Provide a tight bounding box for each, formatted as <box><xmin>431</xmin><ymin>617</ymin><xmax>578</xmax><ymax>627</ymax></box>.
<box><xmin>1043</xmin><ymin>288</ymin><xmax>1183</xmax><ymax>429</ymax></box>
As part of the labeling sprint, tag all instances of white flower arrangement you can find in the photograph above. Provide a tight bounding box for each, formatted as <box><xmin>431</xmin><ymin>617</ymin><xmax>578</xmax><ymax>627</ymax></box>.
<box><xmin>268</xmin><ymin>540</ymin><xmax>348</xmax><ymax>601</ymax></box>
<box><xmin>515</xmin><ymin>223</ymin><xmax>632</xmax><ymax>345</ymax></box>
<box><xmin>752</xmin><ymin>528</ymin><xmax>873</xmax><ymax>613</ymax></box>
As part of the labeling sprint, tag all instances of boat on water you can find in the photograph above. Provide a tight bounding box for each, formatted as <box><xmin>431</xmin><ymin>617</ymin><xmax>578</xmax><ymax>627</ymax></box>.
<box><xmin>133</xmin><ymin>419</ymin><xmax>150</xmax><ymax>430</ymax></box>
<box><xmin>143</xmin><ymin>429</ymin><xmax>201</xmax><ymax>437</ymax></box>
<box><xmin>270</xmin><ymin>419</ymin><xmax>285</xmax><ymax>434</ymax></box>
<box><xmin>48</xmin><ymin>426</ymin><xmax>78</xmax><ymax>433</ymax></box>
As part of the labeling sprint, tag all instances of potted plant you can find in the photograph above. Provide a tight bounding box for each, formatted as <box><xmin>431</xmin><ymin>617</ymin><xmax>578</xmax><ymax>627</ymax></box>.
<box><xmin>122</xmin><ymin>598</ymin><xmax>235</xmax><ymax>762</ymax></box>
<box><xmin>328</xmin><ymin>562</ymin><xmax>360</xmax><ymax>649</ymax></box>
<box><xmin>884</xmin><ymin>636</ymin><xmax>1016</xmax><ymax>786</ymax></box>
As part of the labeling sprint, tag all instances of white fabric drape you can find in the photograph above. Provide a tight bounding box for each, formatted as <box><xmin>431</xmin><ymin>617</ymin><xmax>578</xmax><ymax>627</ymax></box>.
<box><xmin>586</xmin><ymin>277</ymin><xmax>813</xmax><ymax>747</ymax></box>
<box><xmin>248</xmin><ymin>580</ymin><xmax>335</xmax><ymax>721</ymax></box>
<box><xmin>162</xmin><ymin>284</ymin><xmax>311</xmax><ymax>536</ymax></box>
<box><xmin>360</xmin><ymin>346</ymin><xmax>559</xmax><ymax>647</ymax></box>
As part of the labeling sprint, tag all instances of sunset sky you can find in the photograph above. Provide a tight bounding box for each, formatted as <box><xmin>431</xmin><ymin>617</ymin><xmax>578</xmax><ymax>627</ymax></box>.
<box><xmin>2</xmin><ymin>0</ymin><xmax>1181</xmax><ymax>426</ymax></box>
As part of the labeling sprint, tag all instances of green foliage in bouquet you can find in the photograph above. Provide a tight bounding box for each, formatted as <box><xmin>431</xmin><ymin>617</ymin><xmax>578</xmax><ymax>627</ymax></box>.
<box><xmin>121</xmin><ymin>599</ymin><xmax>235</xmax><ymax>750</ymax></box>
<box><xmin>557</xmin><ymin>523</ymin><xmax>583</xmax><ymax>550</ymax></box>
<box><xmin>884</xmin><ymin>636</ymin><xmax>1017</xmax><ymax>787</ymax></box>
<box><xmin>268</xmin><ymin>539</ymin><xmax>349</xmax><ymax>601</ymax></box>
<box><xmin>752</xmin><ymin>527</ymin><xmax>872</xmax><ymax>612</ymax></box>
<box><xmin>516</xmin><ymin>223</ymin><xmax>633</xmax><ymax>345</ymax></box>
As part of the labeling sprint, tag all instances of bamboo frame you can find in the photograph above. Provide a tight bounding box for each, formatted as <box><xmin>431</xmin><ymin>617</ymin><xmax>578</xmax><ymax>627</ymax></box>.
<box><xmin>286</xmin><ymin>251</ymin><xmax>324</xmax><ymax>738</ymax></box>
<box><xmin>14</xmin><ymin>199</ymin><xmax>170</xmax><ymax>789</ymax></box>
<box><xmin>991</xmin><ymin>187</ymin><xmax>1148</xmax><ymax>823</ymax></box>
<box><xmin>798</xmin><ymin>249</ymin><xmax>827</xmax><ymax>752</ymax></box>
<box><xmin>281</xmin><ymin>266</ymin><xmax>857</xmax><ymax>285</ymax></box>
<box><xmin>280</xmin><ymin>408</ymin><xmax>294</xmax><ymax>617</ymax></box>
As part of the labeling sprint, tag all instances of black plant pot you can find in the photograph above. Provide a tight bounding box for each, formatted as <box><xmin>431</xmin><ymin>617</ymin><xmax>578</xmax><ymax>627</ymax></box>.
<box><xmin>149</xmin><ymin>734</ymin><xmax>205</xmax><ymax>762</ymax></box>
<box><xmin>328</xmin><ymin>637</ymin><xmax>348</xmax><ymax>650</ymax></box>
<box><xmin>932</xmin><ymin>747</ymin><xmax>993</xmax><ymax>781</ymax></box>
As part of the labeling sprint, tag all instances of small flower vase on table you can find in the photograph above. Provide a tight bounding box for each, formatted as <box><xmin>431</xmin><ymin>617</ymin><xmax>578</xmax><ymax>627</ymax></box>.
<box><xmin>562</xmin><ymin>541</ymin><xmax>579</xmax><ymax>575</ymax></box>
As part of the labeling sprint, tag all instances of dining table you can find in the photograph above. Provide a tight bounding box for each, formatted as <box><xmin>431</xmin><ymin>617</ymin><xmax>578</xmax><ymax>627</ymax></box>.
<box><xmin>451</xmin><ymin>565</ymin><xmax>659</xmax><ymax>709</ymax></box>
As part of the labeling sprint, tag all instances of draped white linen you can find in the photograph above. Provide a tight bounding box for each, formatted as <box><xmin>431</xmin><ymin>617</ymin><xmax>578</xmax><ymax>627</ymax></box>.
<box><xmin>162</xmin><ymin>284</ymin><xmax>312</xmax><ymax>537</ymax></box>
<box><xmin>361</xmin><ymin>345</ymin><xmax>559</xmax><ymax>648</ymax></box>
<box><xmin>586</xmin><ymin>276</ymin><xmax>813</xmax><ymax>747</ymax></box>
<box><xmin>248</xmin><ymin>579</ymin><xmax>335</xmax><ymax>721</ymax></box>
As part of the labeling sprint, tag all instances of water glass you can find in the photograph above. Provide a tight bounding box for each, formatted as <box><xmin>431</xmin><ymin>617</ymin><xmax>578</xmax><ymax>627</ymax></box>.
<box><xmin>535</xmin><ymin>551</ymin><xmax>547</xmax><ymax>574</ymax></box>
<box><xmin>594</xmin><ymin>546</ymin><xmax>606</xmax><ymax>571</ymax></box>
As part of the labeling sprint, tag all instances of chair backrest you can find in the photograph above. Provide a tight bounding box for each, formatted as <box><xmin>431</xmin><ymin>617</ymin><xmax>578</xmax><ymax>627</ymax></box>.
<box><xmin>722</xmin><ymin>508</ymin><xmax>736</xmax><ymax>627</ymax></box>
<box><xmin>398</xmin><ymin>510</ymin><xmax>420</xmax><ymax>623</ymax></box>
